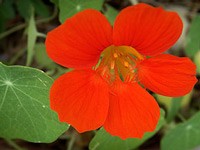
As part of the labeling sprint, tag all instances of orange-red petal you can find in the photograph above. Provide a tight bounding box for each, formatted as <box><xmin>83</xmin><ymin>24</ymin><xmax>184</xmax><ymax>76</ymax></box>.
<box><xmin>103</xmin><ymin>80</ymin><xmax>160</xmax><ymax>139</ymax></box>
<box><xmin>50</xmin><ymin>69</ymin><xmax>109</xmax><ymax>132</ymax></box>
<box><xmin>113</xmin><ymin>3</ymin><xmax>182</xmax><ymax>55</ymax></box>
<box><xmin>137</xmin><ymin>54</ymin><xmax>197</xmax><ymax>97</ymax></box>
<box><xmin>46</xmin><ymin>9</ymin><xmax>112</xmax><ymax>69</ymax></box>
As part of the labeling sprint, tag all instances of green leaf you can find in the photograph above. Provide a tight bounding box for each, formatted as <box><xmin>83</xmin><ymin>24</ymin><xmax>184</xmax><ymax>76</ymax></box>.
<box><xmin>30</xmin><ymin>0</ymin><xmax>50</xmax><ymax>17</ymax></box>
<box><xmin>50</xmin><ymin>0</ymin><xmax>59</xmax><ymax>7</ymax></box>
<box><xmin>0</xmin><ymin>62</ymin><xmax>69</xmax><ymax>143</ymax></box>
<box><xmin>0</xmin><ymin>0</ymin><xmax>15</xmax><ymax>20</ymax></box>
<box><xmin>161</xmin><ymin>112</ymin><xmax>200</xmax><ymax>150</ymax></box>
<box><xmin>26</xmin><ymin>7</ymin><xmax>37</xmax><ymax>66</ymax></box>
<box><xmin>16</xmin><ymin>0</ymin><xmax>50</xmax><ymax>20</ymax></box>
<box><xmin>34</xmin><ymin>43</ymin><xmax>56</xmax><ymax>69</ymax></box>
<box><xmin>58</xmin><ymin>0</ymin><xmax>104</xmax><ymax>23</ymax></box>
<box><xmin>103</xmin><ymin>4</ymin><xmax>118</xmax><ymax>25</ymax></box>
<box><xmin>185</xmin><ymin>15</ymin><xmax>200</xmax><ymax>57</ymax></box>
<box><xmin>16</xmin><ymin>0</ymin><xmax>32</xmax><ymax>21</ymax></box>
<box><xmin>0</xmin><ymin>0</ymin><xmax>15</xmax><ymax>32</ymax></box>
<box><xmin>89</xmin><ymin>109</ymin><xmax>165</xmax><ymax>150</ymax></box>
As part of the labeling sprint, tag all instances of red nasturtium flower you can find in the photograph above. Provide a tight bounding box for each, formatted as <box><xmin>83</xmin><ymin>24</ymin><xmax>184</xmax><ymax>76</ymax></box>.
<box><xmin>45</xmin><ymin>3</ymin><xmax>197</xmax><ymax>139</ymax></box>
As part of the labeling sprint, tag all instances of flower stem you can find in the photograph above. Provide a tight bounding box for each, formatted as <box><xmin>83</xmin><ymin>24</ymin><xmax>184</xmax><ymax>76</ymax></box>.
<box><xmin>177</xmin><ymin>113</ymin><xmax>186</xmax><ymax>122</ymax></box>
<box><xmin>0</xmin><ymin>24</ymin><xmax>26</xmax><ymax>40</ymax></box>
<box><xmin>67</xmin><ymin>133</ymin><xmax>76</xmax><ymax>150</ymax></box>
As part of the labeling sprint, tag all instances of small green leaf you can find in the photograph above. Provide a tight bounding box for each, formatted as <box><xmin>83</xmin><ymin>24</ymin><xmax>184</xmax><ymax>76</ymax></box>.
<box><xmin>50</xmin><ymin>0</ymin><xmax>59</xmax><ymax>7</ymax></box>
<box><xmin>0</xmin><ymin>0</ymin><xmax>15</xmax><ymax>20</ymax></box>
<box><xmin>161</xmin><ymin>112</ymin><xmax>200</xmax><ymax>150</ymax></box>
<box><xmin>156</xmin><ymin>93</ymin><xmax>192</xmax><ymax>122</ymax></box>
<box><xmin>194</xmin><ymin>51</ymin><xmax>200</xmax><ymax>74</ymax></box>
<box><xmin>89</xmin><ymin>109</ymin><xmax>165</xmax><ymax>150</ymax></box>
<box><xmin>156</xmin><ymin>95</ymin><xmax>172</xmax><ymax>109</ymax></box>
<box><xmin>58</xmin><ymin>0</ymin><xmax>104</xmax><ymax>23</ymax></box>
<box><xmin>156</xmin><ymin>95</ymin><xmax>181</xmax><ymax>122</ymax></box>
<box><xmin>166</xmin><ymin>98</ymin><xmax>181</xmax><ymax>122</ymax></box>
<box><xmin>185</xmin><ymin>15</ymin><xmax>200</xmax><ymax>57</ymax></box>
<box><xmin>181</xmin><ymin>92</ymin><xmax>193</xmax><ymax>108</ymax></box>
<box><xmin>26</xmin><ymin>7</ymin><xmax>37</xmax><ymax>66</ymax></box>
<box><xmin>16</xmin><ymin>0</ymin><xmax>32</xmax><ymax>21</ymax></box>
<box><xmin>16</xmin><ymin>0</ymin><xmax>50</xmax><ymax>20</ymax></box>
<box><xmin>0</xmin><ymin>62</ymin><xmax>69</xmax><ymax>143</ymax></box>
<box><xmin>30</xmin><ymin>0</ymin><xmax>50</xmax><ymax>17</ymax></box>
<box><xmin>103</xmin><ymin>4</ymin><xmax>118</xmax><ymax>25</ymax></box>
<box><xmin>34</xmin><ymin>43</ymin><xmax>56</xmax><ymax>69</ymax></box>
<box><xmin>0</xmin><ymin>0</ymin><xmax>15</xmax><ymax>32</ymax></box>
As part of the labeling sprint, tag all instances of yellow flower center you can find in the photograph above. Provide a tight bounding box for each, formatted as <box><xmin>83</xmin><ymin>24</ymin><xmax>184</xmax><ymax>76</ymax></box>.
<box><xmin>95</xmin><ymin>45</ymin><xmax>144</xmax><ymax>83</ymax></box>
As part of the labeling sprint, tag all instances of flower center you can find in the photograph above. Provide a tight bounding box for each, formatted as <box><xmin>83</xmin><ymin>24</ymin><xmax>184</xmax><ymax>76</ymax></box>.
<box><xmin>95</xmin><ymin>45</ymin><xmax>144</xmax><ymax>83</ymax></box>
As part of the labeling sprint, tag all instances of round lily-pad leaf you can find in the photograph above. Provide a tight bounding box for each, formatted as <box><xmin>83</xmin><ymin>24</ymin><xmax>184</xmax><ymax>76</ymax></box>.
<box><xmin>0</xmin><ymin>62</ymin><xmax>69</xmax><ymax>143</ymax></box>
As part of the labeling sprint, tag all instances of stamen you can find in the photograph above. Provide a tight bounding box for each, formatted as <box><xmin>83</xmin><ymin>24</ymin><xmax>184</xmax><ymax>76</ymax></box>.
<box><xmin>96</xmin><ymin>45</ymin><xmax>143</xmax><ymax>83</ymax></box>
<box><xmin>124</xmin><ymin>61</ymin><xmax>129</xmax><ymax>68</ymax></box>
<box><xmin>111</xmin><ymin>61</ymin><xmax>115</xmax><ymax>69</ymax></box>
<box><xmin>100</xmin><ymin>66</ymin><xmax>109</xmax><ymax>79</ymax></box>
<box><xmin>113</xmin><ymin>53</ymin><xmax>118</xmax><ymax>58</ymax></box>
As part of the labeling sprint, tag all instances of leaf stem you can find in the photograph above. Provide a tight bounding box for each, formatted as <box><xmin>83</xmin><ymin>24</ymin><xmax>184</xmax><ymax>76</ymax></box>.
<box><xmin>0</xmin><ymin>24</ymin><xmax>27</xmax><ymax>40</ymax></box>
<box><xmin>5</xmin><ymin>139</ymin><xmax>26</xmax><ymax>150</ymax></box>
<box><xmin>9</xmin><ymin>48</ymin><xmax>26</xmax><ymax>65</ymax></box>
<box><xmin>67</xmin><ymin>133</ymin><xmax>76</xmax><ymax>150</ymax></box>
<box><xmin>37</xmin><ymin>32</ymin><xmax>46</xmax><ymax>38</ymax></box>
<box><xmin>177</xmin><ymin>113</ymin><xmax>186</xmax><ymax>122</ymax></box>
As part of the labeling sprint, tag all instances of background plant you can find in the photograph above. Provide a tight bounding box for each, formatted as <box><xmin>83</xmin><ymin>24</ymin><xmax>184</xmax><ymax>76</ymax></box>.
<box><xmin>0</xmin><ymin>0</ymin><xmax>200</xmax><ymax>150</ymax></box>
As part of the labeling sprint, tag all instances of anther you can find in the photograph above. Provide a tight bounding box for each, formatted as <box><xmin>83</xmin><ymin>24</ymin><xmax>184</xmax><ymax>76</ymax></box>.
<box><xmin>124</xmin><ymin>61</ymin><xmax>129</xmax><ymax>68</ymax></box>
<box><xmin>110</xmin><ymin>61</ymin><xmax>115</xmax><ymax>69</ymax></box>
<box><xmin>113</xmin><ymin>53</ymin><xmax>118</xmax><ymax>58</ymax></box>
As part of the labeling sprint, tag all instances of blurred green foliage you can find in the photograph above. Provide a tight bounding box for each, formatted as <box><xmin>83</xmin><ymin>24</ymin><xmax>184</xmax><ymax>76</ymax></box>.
<box><xmin>0</xmin><ymin>0</ymin><xmax>199</xmax><ymax>150</ymax></box>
